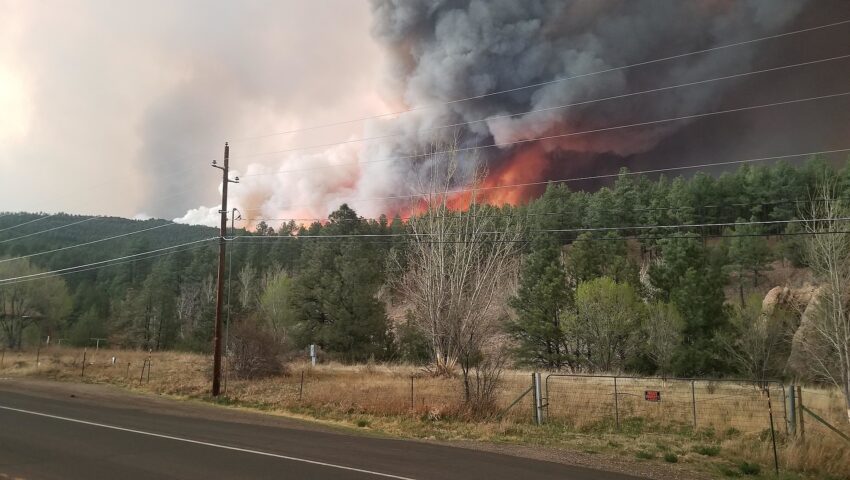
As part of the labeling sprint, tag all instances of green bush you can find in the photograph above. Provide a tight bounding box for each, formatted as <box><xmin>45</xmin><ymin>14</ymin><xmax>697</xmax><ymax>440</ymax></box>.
<box><xmin>635</xmin><ymin>450</ymin><xmax>654</xmax><ymax>460</ymax></box>
<box><xmin>694</xmin><ymin>445</ymin><xmax>721</xmax><ymax>456</ymax></box>
<box><xmin>663</xmin><ymin>453</ymin><xmax>678</xmax><ymax>463</ymax></box>
<box><xmin>738</xmin><ymin>462</ymin><xmax>761</xmax><ymax>476</ymax></box>
<box><xmin>720</xmin><ymin>467</ymin><xmax>742</xmax><ymax>477</ymax></box>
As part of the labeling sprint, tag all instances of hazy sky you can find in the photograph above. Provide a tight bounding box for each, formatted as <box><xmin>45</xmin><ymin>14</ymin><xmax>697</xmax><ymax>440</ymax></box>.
<box><xmin>0</xmin><ymin>0</ymin><xmax>386</xmax><ymax>219</ymax></box>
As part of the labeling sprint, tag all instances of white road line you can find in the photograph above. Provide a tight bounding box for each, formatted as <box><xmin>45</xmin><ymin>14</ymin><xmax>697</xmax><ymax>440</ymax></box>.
<box><xmin>0</xmin><ymin>404</ymin><xmax>416</xmax><ymax>480</ymax></box>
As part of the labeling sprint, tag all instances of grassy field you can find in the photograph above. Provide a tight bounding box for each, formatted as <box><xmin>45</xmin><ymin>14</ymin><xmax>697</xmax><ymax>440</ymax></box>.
<box><xmin>1</xmin><ymin>347</ymin><xmax>848</xmax><ymax>480</ymax></box>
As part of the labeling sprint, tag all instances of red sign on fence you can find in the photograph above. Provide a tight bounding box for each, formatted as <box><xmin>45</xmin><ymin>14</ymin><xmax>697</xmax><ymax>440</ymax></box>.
<box><xmin>644</xmin><ymin>390</ymin><xmax>662</xmax><ymax>402</ymax></box>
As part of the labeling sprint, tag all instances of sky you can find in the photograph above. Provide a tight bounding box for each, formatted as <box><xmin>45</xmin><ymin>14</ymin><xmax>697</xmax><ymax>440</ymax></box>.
<box><xmin>0</xmin><ymin>0</ymin><xmax>386</xmax><ymax>220</ymax></box>
<box><xmin>2</xmin><ymin>1</ymin><xmax>850</xmax><ymax>227</ymax></box>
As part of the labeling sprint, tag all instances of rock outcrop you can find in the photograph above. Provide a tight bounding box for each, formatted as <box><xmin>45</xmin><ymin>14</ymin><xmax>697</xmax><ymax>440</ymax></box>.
<box><xmin>760</xmin><ymin>284</ymin><xmax>823</xmax><ymax>376</ymax></box>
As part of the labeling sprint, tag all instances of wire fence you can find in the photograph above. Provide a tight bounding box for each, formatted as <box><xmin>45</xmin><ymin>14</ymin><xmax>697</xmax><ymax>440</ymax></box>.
<box><xmin>798</xmin><ymin>386</ymin><xmax>850</xmax><ymax>443</ymax></box>
<box><xmin>8</xmin><ymin>347</ymin><xmax>850</xmax><ymax>443</ymax></box>
<box><xmin>543</xmin><ymin>374</ymin><xmax>787</xmax><ymax>435</ymax></box>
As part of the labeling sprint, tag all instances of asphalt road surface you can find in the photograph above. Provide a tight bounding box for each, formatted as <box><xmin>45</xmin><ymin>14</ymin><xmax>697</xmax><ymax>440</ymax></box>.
<box><xmin>0</xmin><ymin>380</ymin><xmax>641</xmax><ymax>480</ymax></box>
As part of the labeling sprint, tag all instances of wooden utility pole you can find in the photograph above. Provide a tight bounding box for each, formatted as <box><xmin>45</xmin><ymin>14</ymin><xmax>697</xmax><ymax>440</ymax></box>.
<box><xmin>211</xmin><ymin>142</ymin><xmax>238</xmax><ymax>396</ymax></box>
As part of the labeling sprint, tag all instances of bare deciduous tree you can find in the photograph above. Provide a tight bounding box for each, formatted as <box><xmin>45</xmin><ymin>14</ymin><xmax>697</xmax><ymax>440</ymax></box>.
<box><xmin>566</xmin><ymin>277</ymin><xmax>643</xmax><ymax>373</ymax></box>
<box><xmin>718</xmin><ymin>295</ymin><xmax>791</xmax><ymax>384</ymax></box>
<box><xmin>395</xmin><ymin>141</ymin><xmax>524</xmax><ymax>406</ymax></box>
<box><xmin>798</xmin><ymin>181</ymin><xmax>850</xmax><ymax>423</ymax></box>
<box><xmin>258</xmin><ymin>266</ymin><xmax>294</xmax><ymax>344</ymax></box>
<box><xmin>644</xmin><ymin>301</ymin><xmax>683</xmax><ymax>376</ymax></box>
<box><xmin>176</xmin><ymin>283</ymin><xmax>200</xmax><ymax>340</ymax></box>
<box><xmin>238</xmin><ymin>265</ymin><xmax>258</xmax><ymax>310</ymax></box>
<box><xmin>0</xmin><ymin>260</ymin><xmax>71</xmax><ymax>349</ymax></box>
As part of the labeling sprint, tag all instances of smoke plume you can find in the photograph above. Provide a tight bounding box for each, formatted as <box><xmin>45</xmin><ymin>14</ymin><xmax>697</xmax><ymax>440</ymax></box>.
<box><xmin>178</xmin><ymin>0</ymin><xmax>850</xmax><ymax>227</ymax></box>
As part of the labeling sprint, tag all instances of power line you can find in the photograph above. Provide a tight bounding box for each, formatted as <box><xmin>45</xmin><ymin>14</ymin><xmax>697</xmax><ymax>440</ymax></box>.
<box><xmin>0</xmin><ymin>222</ymin><xmax>179</xmax><ymax>265</ymax></box>
<box><xmin>0</xmin><ymin>238</ymin><xmax>216</xmax><ymax>285</ymax></box>
<box><xmin>237</xmin><ymin>146</ymin><xmax>850</xmax><ymax>213</ymax></box>
<box><xmin>9</xmin><ymin>225</ymin><xmax>831</xmax><ymax>286</ymax></box>
<box><xmin>231</xmin><ymin>18</ymin><xmax>850</xmax><ymax>142</ymax></box>
<box><xmin>0</xmin><ymin>243</ymin><xmax>213</xmax><ymax>287</ymax></box>
<box><xmin>231</xmin><ymin>217</ymin><xmax>849</xmax><ymax>241</ymax></box>
<box><xmin>232</xmin><ymin>53</ymin><xmax>850</xmax><ymax>160</ymax></box>
<box><xmin>240</xmin><ymin>195</ymin><xmax>850</xmax><ymax>225</ymax></box>
<box><xmin>229</xmin><ymin>228</ymin><xmax>850</xmax><ymax>245</ymax></box>
<box><xmin>0</xmin><ymin>214</ymin><xmax>64</xmax><ymax>234</ymax></box>
<box><xmin>240</xmin><ymin>91</ymin><xmax>850</xmax><ymax>178</ymax></box>
<box><xmin>0</xmin><ymin>217</ymin><xmax>98</xmax><ymax>244</ymax></box>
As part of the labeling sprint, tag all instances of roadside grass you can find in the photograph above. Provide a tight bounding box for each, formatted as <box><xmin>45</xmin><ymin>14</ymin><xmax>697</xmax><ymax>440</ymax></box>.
<box><xmin>1</xmin><ymin>347</ymin><xmax>848</xmax><ymax>480</ymax></box>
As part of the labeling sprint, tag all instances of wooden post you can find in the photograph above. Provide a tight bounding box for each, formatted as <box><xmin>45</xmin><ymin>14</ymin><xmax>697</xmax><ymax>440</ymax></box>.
<box><xmin>691</xmin><ymin>380</ymin><xmax>698</xmax><ymax>429</ymax></box>
<box><xmin>613</xmin><ymin>376</ymin><xmax>620</xmax><ymax>429</ymax></box>
<box><xmin>298</xmin><ymin>370</ymin><xmax>304</xmax><ymax>401</ymax></box>
<box><xmin>797</xmin><ymin>386</ymin><xmax>805</xmax><ymax>440</ymax></box>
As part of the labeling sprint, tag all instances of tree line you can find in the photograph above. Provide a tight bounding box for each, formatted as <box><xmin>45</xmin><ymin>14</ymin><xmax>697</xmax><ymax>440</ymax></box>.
<box><xmin>1</xmin><ymin>156</ymin><xmax>849</xmax><ymax>390</ymax></box>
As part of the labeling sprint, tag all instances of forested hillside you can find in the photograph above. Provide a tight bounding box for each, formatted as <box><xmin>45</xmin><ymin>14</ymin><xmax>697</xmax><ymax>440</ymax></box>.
<box><xmin>2</xmin><ymin>156</ymin><xmax>849</xmax><ymax>380</ymax></box>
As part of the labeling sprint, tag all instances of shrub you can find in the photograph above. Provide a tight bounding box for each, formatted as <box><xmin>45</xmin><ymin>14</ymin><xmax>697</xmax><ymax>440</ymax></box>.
<box><xmin>663</xmin><ymin>453</ymin><xmax>678</xmax><ymax>463</ymax></box>
<box><xmin>720</xmin><ymin>467</ymin><xmax>741</xmax><ymax>477</ymax></box>
<box><xmin>738</xmin><ymin>462</ymin><xmax>761</xmax><ymax>476</ymax></box>
<box><xmin>635</xmin><ymin>450</ymin><xmax>654</xmax><ymax>460</ymax></box>
<box><xmin>694</xmin><ymin>445</ymin><xmax>721</xmax><ymax>456</ymax></box>
<box><xmin>228</xmin><ymin>318</ymin><xmax>286</xmax><ymax>379</ymax></box>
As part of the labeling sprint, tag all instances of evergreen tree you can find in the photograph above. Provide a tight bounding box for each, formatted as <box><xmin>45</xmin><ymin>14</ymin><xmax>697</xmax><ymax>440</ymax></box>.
<box><xmin>649</xmin><ymin>236</ymin><xmax>728</xmax><ymax>375</ymax></box>
<box><xmin>725</xmin><ymin>219</ymin><xmax>773</xmax><ymax>305</ymax></box>
<box><xmin>290</xmin><ymin>205</ymin><xmax>391</xmax><ymax>361</ymax></box>
<box><xmin>566</xmin><ymin>232</ymin><xmax>639</xmax><ymax>287</ymax></box>
<box><xmin>507</xmin><ymin>239</ymin><xmax>572</xmax><ymax>369</ymax></box>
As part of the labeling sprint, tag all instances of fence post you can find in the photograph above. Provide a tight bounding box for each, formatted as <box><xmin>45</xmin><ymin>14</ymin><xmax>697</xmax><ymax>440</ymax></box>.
<box><xmin>298</xmin><ymin>370</ymin><xmax>304</xmax><ymax>401</ymax></box>
<box><xmin>534</xmin><ymin>372</ymin><xmax>545</xmax><ymax>425</ymax></box>
<box><xmin>35</xmin><ymin>345</ymin><xmax>40</xmax><ymax>371</ymax></box>
<box><xmin>531</xmin><ymin>373</ymin><xmax>540</xmax><ymax>425</ymax></box>
<box><xmin>126</xmin><ymin>362</ymin><xmax>131</xmax><ymax>382</ymax></box>
<box><xmin>766</xmin><ymin>387</ymin><xmax>780</xmax><ymax>475</ymax></box>
<box><xmin>410</xmin><ymin>376</ymin><xmax>414</xmax><ymax>410</ymax></box>
<box><xmin>81</xmin><ymin>348</ymin><xmax>87</xmax><ymax>377</ymax></box>
<box><xmin>785</xmin><ymin>385</ymin><xmax>796</xmax><ymax>436</ymax></box>
<box><xmin>796</xmin><ymin>386</ymin><xmax>805</xmax><ymax>440</ymax></box>
<box><xmin>691</xmin><ymin>380</ymin><xmax>697</xmax><ymax>429</ymax></box>
<box><xmin>139</xmin><ymin>359</ymin><xmax>147</xmax><ymax>385</ymax></box>
<box><xmin>613</xmin><ymin>376</ymin><xmax>620</xmax><ymax>430</ymax></box>
<box><xmin>1</xmin><ymin>349</ymin><xmax>4</xmax><ymax>368</ymax></box>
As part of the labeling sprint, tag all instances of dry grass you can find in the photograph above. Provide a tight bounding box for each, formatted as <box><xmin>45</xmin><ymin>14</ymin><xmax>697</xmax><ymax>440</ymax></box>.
<box><xmin>2</xmin><ymin>347</ymin><xmax>848</xmax><ymax>479</ymax></box>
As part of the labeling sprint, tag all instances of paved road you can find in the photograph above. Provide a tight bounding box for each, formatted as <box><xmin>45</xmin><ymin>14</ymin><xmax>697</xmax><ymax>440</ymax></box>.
<box><xmin>0</xmin><ymin>380</ymin><xmax>640</xmax><ymax>480</ymax></box>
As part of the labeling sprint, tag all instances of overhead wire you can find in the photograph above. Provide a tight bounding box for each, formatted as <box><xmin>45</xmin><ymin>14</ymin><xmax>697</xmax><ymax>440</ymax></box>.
<box><xmin>230</xmin><ymin>216</ymin><xmax>848</xmax><ymax>240</ymax></box>
<box><xmin>231</xmin><ymin>18</ymin><xmax>850</xmax><ymax>142</ymax></box>
<box><xmin>239</xmin><ymin>195</ymin><xmax>850</xmax><ymax>225</ymax></box>
<box><xmin>228</xmin><ymin>228</ymin><xmax>850</xmax><ymax>245</ymax></box>
<box><xmin>0</xmin><ymin>222</ymin><xmax>180</xmax><ymax>265</ymax></box>
<box><xmin>0</xmin><ymin>242</ymin><xmax>214</xmax><ymax>287</ymax></box>
<box><xmin>0</xmin><ymin>217</ymin><xmax>98</xmax><ymax>244</ymax></box>
<box><xmin>232</xmin><ymin>53</ymin><xmax>850</xmax><ymax>160</ymax></box>
<box><xmin>0</xmin><ymin>214</ymin><xmax>65</xmax><ymax>234</ymax></box>
<box><xmin>3</xmin><ymin>220</ymin><xmax>847</xmax><ymax>287</ymax></box>
<box><xmin>0</xmin><ymin>238</ymin><xmax>216</xmax><ymax>285</ymax></box>
<box><xmin>236</xmin><ymin>146</ymin><xmax>850</xmax><ymax>213</ymax></box>
<box><xmin>239</xmin><ymin>91</ymin><xmax>850</xmax><ymax>178</ymax></box>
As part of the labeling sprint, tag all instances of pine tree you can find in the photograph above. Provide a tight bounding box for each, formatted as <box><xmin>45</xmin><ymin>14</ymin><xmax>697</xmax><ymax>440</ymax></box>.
<box><xmin>507</xmin><ymin>239</ymin><xmax>572</xmax><ymax>369</ymax></box>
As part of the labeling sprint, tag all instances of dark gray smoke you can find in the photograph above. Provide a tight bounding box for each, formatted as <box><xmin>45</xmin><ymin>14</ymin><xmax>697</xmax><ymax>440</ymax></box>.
<box><xmin>174</xmin><ymin>0</ymin><xmax>850</xmax><ymax>226</ymax></box>
<box><xmin>362</xmin><ymin>0</ymin><xmax>850</xmax><ymax>207</ymax></box>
